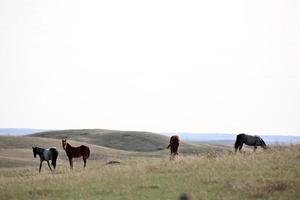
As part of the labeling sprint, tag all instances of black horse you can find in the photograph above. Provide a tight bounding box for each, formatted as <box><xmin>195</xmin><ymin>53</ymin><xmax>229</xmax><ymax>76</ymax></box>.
<box><xmin>32</xmin><ymin>147</ymin><xmax>58</xmax><ymax>173</ymax></box>
<box><xmin>234</xmin><ymin>133</ymin><xmax>267</xmax><ymax>152</ymax></box>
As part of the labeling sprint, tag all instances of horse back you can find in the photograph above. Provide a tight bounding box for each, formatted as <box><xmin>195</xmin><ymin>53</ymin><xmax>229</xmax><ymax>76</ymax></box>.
<box><xmin>240</xmin><ymin>134</ymin><xmax>261</xmax><ymax>146</ymax></box>
<box><xmin>49</xmin><ymin>147</ymin><xmax>58</xmax><ymax>154</ymax></box>
<box><xmin>236</xmin><ymin>133</ymin><xmax>246</xmax><ymax>140</ymax></box>
<box><xmin>66</xmin><ymin>144</ymin><xmax>89</xmax><ymax>158</ymax></box>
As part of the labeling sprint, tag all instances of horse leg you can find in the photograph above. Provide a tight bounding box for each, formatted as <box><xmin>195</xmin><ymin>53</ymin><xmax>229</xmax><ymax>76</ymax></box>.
<box><xmin>69</xmin><ymin>158</ymin><xmax>73</xmax><ymax>170</ymax></box>
<box><xmin>171</xmin><ymin>146</ymin><xmax>176</xmax><ymax>160</ymax></box>
<box><xmin>254</xmin><ymin>146</ymin><xmax>257</xmax><ymax>152</ymax></box>
<box><xmin>52</xmin><ymin>160</ymin><xmax>56</xmax><ymax>172</ymax></box>
<box><xmin>235</xmin><ymin>145</ymin><xmax>239</xmax><ymax>153</ymax></box>
<box><xmin>39</xmin><ymin>161</ymin><xmax>43</xmax><ymax>173</ymax></box>
<box><xmin>169</xmin><ymin>149</ymin><xmax>173</xmax><ymax>160</ymax></box>
<box><xmin>171</xmin><ymin>148</ymin><xmax>176</xmax><ymax>160</ymax></box>
<box><xmin>174</xmin><ymin>146</ymin><xmax>178</xmax><ymax>159</ymax></box>
<box><xmin>238</xmin><ymin>144</ymin><xmax>243</xmax><ymax>152</ymax></box>
<box><xmin>46</xmin><ymin>160</ymin><xmax>52</xmax><ymax>171</ymax></box>
<box><xmin>83</xmin><ymin>157</ymin><xmax>87</xmax><ymax>168</ymax></box>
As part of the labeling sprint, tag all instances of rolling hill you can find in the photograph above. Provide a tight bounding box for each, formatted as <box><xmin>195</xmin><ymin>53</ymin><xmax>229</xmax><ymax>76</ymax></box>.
<box><xmin>30</xmin><ymin>129</ymin><xmax>228</xmax><ymax>153</ymax></box>
<box><xmin>0</xmin><ymin>129</ymin><xmax>230</xmax><ymax>169</ymax></box>
<box><xmin>0</xmin><ymin>136</ymin><xmax>132</xmax><ymax>168</ymax></box>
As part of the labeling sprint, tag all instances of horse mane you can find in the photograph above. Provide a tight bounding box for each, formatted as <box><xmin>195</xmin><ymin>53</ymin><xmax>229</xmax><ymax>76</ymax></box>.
<box><xmin>255</xmin><ymin>135</ymin><xmax>265</xmax><ymax>143</ymax></box>
<box><xmin>33</xmin><ymin>147</ymin><xmax>44</xmax><ymax>154</ymax></box>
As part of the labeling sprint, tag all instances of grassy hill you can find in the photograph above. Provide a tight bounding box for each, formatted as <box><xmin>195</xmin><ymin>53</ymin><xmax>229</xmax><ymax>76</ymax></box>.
<box><xmin>0</xmin><ymin>136</ymin><xmax>133</xmax><ymax>168</ymax></box>
<box><xmin>30</xmin><ymin>129</ymin><xmax>228</xmax><ymax>153</ymax></box>
<box><xmin>0</xmin><ymin>145</ymin><xmax>299</xmax><ymax>199</ymax></box>
<box><xmin>0</xmin><ymin>129</ymin><xmax>230</xmax><ymax>169</ymax></box>
<box><xmin>31</xmin><ymin>129</ymin><xmax>170</xmax><ymax>151</ymax></box>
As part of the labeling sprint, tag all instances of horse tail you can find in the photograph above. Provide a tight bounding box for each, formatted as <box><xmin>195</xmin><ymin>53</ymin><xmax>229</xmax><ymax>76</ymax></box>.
<box><xmin>234</xmin><ymin>139</ymin><xmax>239</xmax><ymax>149</ymax></box>
<box><xmin>234</xmin><ymin>134</ymin><xmax>244</xmax><ymax>149</ymax></box>
<box><xmin>86</xmin><ymin>147</ymin><xmax>90</xmax><ymax>159</ymax></box>
<box><xmin>50</xmin><ymin>148</ymin><xmax>58</xmax><ymax>166</ymax></box>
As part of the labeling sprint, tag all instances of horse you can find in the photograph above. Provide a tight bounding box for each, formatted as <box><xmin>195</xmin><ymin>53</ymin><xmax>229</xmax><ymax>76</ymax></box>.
<box><xmin>234</xmin><ymin>133</ymin><xmax>267</xmax><ymax>152</ymax></box>
<box><xmin>32</xmin><ymin>146</ymin><xmax>58</xmax><ymax>173</ymax></box>
<box><xmin>166</xmin><ymin>135</ymin><xmax>180</xmax><ymax>160</ymax></box>
<box><xmin>62</xmin><ymin>139</ymin><xmax>90</xmax><ymax>169</ymax></box>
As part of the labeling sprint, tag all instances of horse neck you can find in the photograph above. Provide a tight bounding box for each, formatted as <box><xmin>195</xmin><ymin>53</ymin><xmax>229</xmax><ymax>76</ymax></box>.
<box><xmin>259</xmin><ymin>137</ymin><xmax>266</xmax><ymax>147</ymax></box>
<box><xmin>65</xmin><ymin>143</ymin><xmax>73</xmax><ymax>150</ymax></box>
<box><xmin>36</xmin><ymin>147</ymin><xmax>45</xmax><ymax>157</ymax></box>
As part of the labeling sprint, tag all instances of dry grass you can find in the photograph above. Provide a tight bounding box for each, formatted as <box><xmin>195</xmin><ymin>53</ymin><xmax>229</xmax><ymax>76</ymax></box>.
<box><xmin>0</xmin><ymin>136</ymin><xmax>133</xmax><ymax>168</ymax></box>
<box><xmin>0</xmin><ymin>145</ymin><xmax>299</xmax><ymax>199</ymax></box>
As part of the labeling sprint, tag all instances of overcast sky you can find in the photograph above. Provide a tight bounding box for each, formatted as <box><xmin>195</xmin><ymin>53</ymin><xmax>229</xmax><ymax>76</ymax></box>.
<box><xmin>0</xmin><ymin>0</ymin><xmax>299</xmax><ymax>135</ymax></box>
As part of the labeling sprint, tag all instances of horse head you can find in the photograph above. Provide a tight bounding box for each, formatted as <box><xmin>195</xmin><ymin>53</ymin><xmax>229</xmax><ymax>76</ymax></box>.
<box><xmin>262</xmin><ymin>144</ymin><xmax>269</xmax><ymax>150</ymax></box>
<box><xmin>62</xmin><ymin>138</ymin><xmax>67</xmax><ymax>150</ymax></box>
<box><xmin>258</xmin><ymin>137</ymin><xmax>268</xmax><ymax>149</ymax></box>
<box><xmin>32</xmin><ymin>147</ymin><xmax>37</xmax><ymax>158</ymax></box>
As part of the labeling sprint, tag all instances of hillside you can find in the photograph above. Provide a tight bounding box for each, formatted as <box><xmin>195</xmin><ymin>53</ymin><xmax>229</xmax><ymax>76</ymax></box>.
<box><xmin>31</xmin><ymin>129</ymin><xmax>169</xmax><ymax>151</ymax></box>
<box><xmin>0</xmin><ymin>145</ymin><xmax>299</xmax><ymax>199</ymax></box>
<box><xmin>0</xmin><ymin>135</ymin><xmax>226</xmax><ymax>169</ymax></box>
<box><xmin>0</xmin><ymin>136</ymin><xmax>132</xmax><ymax>168</ymax></box>
<box><xmin>0</xmin><ymin>129</ymin><xmax>231</xmax><ymax>169</ymax></box>
<box><xmin>30</xmin><ymin>129</ymin><xmax>228</xmax><ymax>153</ymax></box>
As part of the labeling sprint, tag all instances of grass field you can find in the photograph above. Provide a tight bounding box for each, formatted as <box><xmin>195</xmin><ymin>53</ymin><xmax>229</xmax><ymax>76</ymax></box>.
<box><xmin>0</xmin><ymin>145</ymin><xmax>299</xmax><ymax>200</ymax></box>
<box><xmin>1</xmin><ymin>130</ymin><xmax>299</xmax><ymax>199</ymax></box>
<box><xmin>0</xmin><ymin>136</ymin><xmax>134</xmax><ymax>168</ymax></box>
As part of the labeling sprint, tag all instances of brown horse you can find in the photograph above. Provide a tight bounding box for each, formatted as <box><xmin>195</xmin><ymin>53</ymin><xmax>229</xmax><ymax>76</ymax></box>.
<box><xmin>62</xmin><ymin>139</ymin><xmax>90</xmax><ymax>169</ymax></box>
<box><xmin>166</xmin><ymin>135</ymin><xmax>180</xmax><ymax>160</ymax></box>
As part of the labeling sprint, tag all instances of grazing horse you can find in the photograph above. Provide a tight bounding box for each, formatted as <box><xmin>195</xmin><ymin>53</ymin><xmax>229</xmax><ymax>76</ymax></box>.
<box><xmin>32</xmin><ymin>146</ymin><xmax>58</xmax><ymax>173</ymax></box>
<box><xmin>234</xmin><ymin>133</ymin><xmax>267</xmax><ymax>152</ymax></box>
<box><xmin>62</xmin><ymin>139</ymin><xmax>90</xmax><ymax>169</ymax></box>
<box><xmin>166</xmin><ymin>135</ymin><xmax>180</xmax><ymax>160</ymax></box>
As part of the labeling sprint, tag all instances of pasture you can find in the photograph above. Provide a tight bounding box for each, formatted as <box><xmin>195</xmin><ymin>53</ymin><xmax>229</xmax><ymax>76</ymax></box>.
<box><xmin>0</xmin><ymin>145</ymin><xmax>300</xmax><ymax>199</ymax></box>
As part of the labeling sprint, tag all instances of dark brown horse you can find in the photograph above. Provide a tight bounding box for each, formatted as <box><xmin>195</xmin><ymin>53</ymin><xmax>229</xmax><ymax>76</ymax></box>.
<box><xmin>62</xmin><ymin>139</ymin><xmax>90</xmax><ymax>169</ymax></box>
<box><xmin>166</xmin><ymin>135</ymin><xmax>180</xmax><ymax>160</ymax></box>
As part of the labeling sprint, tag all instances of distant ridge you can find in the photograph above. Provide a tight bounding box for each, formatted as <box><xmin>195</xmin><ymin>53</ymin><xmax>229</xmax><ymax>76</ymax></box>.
<box><xmin>30</xmin><ymin>129</ymin><xmax>229</xmax><ymax>153</ymax></box>
<box><xmin>0</xmin><ymin>128</ymin><xmax>50</xmax><ymax>136</ymax></box>
<box><xmin>1</xmin><ymin>129</ymin><xmax>299</xmax><ymax>144</ymax></box>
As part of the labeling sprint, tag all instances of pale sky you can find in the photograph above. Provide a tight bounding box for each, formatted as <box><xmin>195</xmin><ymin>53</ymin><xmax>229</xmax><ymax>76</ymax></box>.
<box><xmin>0</xmin><ymin>0</ymin><xmax>300</xmax><ymax>135</ymax></box>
